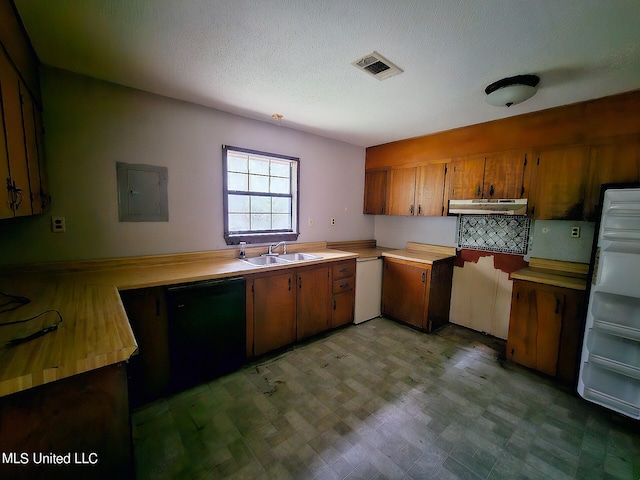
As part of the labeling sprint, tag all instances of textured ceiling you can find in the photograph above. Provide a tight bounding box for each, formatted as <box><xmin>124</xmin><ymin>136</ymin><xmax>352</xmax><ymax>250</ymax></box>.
<box><xmin>13</xmin><ymin>0</ymin><xmax>640</xmax><ymax>147</ymax></box>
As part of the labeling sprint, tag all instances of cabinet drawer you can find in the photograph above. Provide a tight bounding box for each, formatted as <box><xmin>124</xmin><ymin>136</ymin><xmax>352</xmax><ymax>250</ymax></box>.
<box><xmin>333</xmin><ymin>260</ymin><xmax>355</xmax><ymax>280</ymax></box>
<box><xmin>333</xmin><ymin>276</ymin><xmax>354</xmax><ymax>294</ymax></box>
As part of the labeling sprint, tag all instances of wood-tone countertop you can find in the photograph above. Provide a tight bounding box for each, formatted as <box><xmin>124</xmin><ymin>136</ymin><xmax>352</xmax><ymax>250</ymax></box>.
<box><xmin>0</xmin><ymin>281</ymin><xmax>137</xmax><ymax>397</ymax></box>
<box><xmin>0</xmin><ymin>242</ymin><xmax>359</xmax><ymax>397</ymax></box>
<box><xmin>511</xmin><ymin>257</ymin><xmax>589</xmax><ymax>291</ymax></box>
<box><xmin>382</xmin><ymin>242</ymin><xmax>457</xmax><ymax>265</ymax></box>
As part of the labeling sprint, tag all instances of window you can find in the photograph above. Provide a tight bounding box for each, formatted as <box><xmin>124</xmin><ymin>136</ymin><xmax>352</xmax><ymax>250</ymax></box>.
<box><xmin>223</xmin><ymin>145</ymin><xmax>299</xmax><ymax>244</ymax></box>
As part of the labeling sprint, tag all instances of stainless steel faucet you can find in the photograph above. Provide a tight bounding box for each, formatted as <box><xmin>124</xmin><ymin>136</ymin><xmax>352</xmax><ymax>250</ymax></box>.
<box><xmin>268</xmin><ymin>241</ymin><xmax>287</xmax><ymax>255</ymax></box>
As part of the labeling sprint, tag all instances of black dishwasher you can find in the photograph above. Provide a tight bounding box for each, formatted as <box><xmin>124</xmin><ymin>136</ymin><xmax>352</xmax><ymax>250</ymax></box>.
<box><xmin>165</xmin><ymin>276</ymin><xmax>246</xmax><ymax>392</ymax></box>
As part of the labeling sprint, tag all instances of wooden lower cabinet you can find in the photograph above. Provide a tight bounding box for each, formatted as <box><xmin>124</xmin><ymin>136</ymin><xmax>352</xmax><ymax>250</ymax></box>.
<box><xmin>120</xmin><ymin>287</ymin><xmax>170</xmax><ymax>407</ymax></box>
<box><xmin>381</xmin><ymin>257</ymin><xmax>454</xmax><ymax>332</ymax></box>
<box><xmin>0</xmin><ymin>363</ymin><xmax>133</xmax><ymax>480</ymax></box>
<box><xmin>506</xmin><ymin>280</ymin><xmax>585</xmax><ymax>382</ymax></box>
<box><xmin>331</xmin><ymin>259</ymin><xmax>356</xmax><ymax>328</ymax></box>
<box><xmin>251</xmin><ymin>271</ymin><xmax>297</xmax><ymax>356</ymax></box>
<box><xmin>297</xmin><ymin>265</ymin><xmax>331</xmax><ymax>341</ymax></box>
<box><xmin>249</xmin><ymin>259</ymin><xmax>357</xmax><ymax>357</ymax></box>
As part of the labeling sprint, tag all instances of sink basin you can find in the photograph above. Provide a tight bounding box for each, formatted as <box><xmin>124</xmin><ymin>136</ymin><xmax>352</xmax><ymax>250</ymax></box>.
<box><xmin>279</xmin><ymin>252</ymin><xmax>323</xmax><ymax>262</ymax></box>
<box><xmin>240</xmin><ymin>256</ymin><xmax>290</xmax><ymax>266</ymax></box>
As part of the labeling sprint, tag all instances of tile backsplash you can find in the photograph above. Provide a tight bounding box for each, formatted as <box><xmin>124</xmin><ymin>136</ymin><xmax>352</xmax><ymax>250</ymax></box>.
<box><xmin>458</xmin><ymin>215</ymin><xmax>531</xmax><ymax>255</ymax></box>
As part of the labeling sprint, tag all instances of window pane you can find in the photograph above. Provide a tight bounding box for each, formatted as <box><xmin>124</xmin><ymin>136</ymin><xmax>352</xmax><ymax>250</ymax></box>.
<box><xmin>270</xmin><ymin>161</ymin><xmax>290</xmax><ymax>178</ymax></box>
<box><xmin>249</xmin><ymin>158</ymin><xmax>270</xmax><ymax>175</ymax></box>
<box><xmin>229</xmin><ymin>213</ymin><xmax>250</xmax><ymax>232</ymax></box>
<box><xmin>271</xmin><ymin>177</ymin><xmax>290</xmax><ymax>194</ymax></box>
<box><xmin>228</xmin><ymin>154</ymin><xmax>248</xmax><ymax>173</ymax></box>
<box><xmin>249</xmin><ymin>174</ymin><xmax>269</xmax><ymax>192</ymax></box>
<box><xmin>228</xmin><ymin>194</ymin><xmax>250</xmax><ymax>213</ymax></box>
<box><xmin>272</xmin><ymin>214</ymin><xmax>291</xmax><ymax>230</ymax></box>
<box><xmin>251</xmin><ymin>214</ymin><xmax>271</xmax><ymax>231</ymax></box>
<box><xmin>251</xmin><ymin>195</ymin><xmax>271</xmax><ymax>213</ymax></box>
<box><xmin>272</xmin><ymin>197</ymin><xmax>291</xmax><ymax>213</ymax></box>
<box><xmin>228</xmin><ymin>172</ymin><xmax>248</xmax><ymax>191</ymax></box>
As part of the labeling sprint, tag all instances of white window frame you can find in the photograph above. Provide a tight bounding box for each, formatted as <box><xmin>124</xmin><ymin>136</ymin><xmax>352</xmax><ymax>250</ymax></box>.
<box><xmin>222</xmin><ymin>145</ymin><xmax>300</xmax><ymax>245</ymax></box>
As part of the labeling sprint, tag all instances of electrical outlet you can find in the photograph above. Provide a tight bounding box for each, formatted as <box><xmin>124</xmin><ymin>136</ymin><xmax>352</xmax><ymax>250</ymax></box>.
<box><xmin>51</xmin><ymin>216</ymin><xmax>66</xmax><ymax>233</ymax></box>
<box><xmin>571</xmin><ymin>226</ymin><xmax>581</xmax><ymax>238</ymax></box>
<box><xmin>330</xmin><ymin>217</ymin><xmax>336</xmax><ymax>226</ymax></box>
<box><xmin>308</xmin><ymin>217</ymin><xmax>314</xmax><ymax>227</ymax></box>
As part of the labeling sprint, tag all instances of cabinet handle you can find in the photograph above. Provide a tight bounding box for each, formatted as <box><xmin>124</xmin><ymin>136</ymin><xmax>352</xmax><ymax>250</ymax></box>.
<box><xmin>489</xmin><ymin>185</ymin><xmax>494</xmax><ymax>196</ymax></box>
<box><xmin>555</xmin><ymin>298</ymin><xmax>560</xmax><ymax>314</ymax></box>
<box><xmin>333</xmin><ymin>299</ymin><xmax>336</xmax><ymax>310</ymax></box>
<box><xmin>381</xmin><ymin>206</ymin><xmax>385</xmax><ymax>214</ymax></box>
<box><xmin>340</xmin><ymin>282</ymin><xmax>348</xmax><ymax>289</ymax></box>
<box><xmin>418</xmin><ymin>204</ymin><xmax>422</xmax><ymax>215</ymax></box>
<box><xmin>421</xmin><ymin>272</ymin><xmax>426</xmax><ymax>283</ymax></box>
<box><xmin>288</xmin><ymin>277</ymin><xmax>292</xmax><ymax>291</ymax></box>
<box><xmin>410</xmin><ymin>205</ymin><xmax>414</xmax><ymax>215</ymax></box>
<box><xmin>298</xmin><ymin>277</ymin><xmax>302</xmax><ymax>289</ymax></box>
<box><xmin>476</xmin><ymin>186</ymin><xmax>481</xmax><ymax>197</ymax></box>
<box><xmin>340</xmin><ymin>268</ymin><xmax>349</xmax><ymax>273</ymax></box>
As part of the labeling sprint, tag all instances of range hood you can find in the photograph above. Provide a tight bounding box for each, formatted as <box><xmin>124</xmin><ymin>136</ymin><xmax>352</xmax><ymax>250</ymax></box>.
<box><xmin>448</xmin><ymin>198</ymin><xmax>528</xmax><ymax>215</ymax></box>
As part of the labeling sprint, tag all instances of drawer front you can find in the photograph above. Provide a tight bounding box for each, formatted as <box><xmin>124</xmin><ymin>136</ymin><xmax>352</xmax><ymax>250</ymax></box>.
<box><xmin>333</xmin><ymin>260</ymin><xmax>355</xmax><ymax>280</ymax></box>
<box><xmin>333</xmin><ymin>276</ymin><xmax>354</xmax><ymax>294</ymax></box>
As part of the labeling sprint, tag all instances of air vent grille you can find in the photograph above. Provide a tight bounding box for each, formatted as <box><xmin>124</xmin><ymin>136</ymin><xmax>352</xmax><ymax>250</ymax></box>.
<box><xmin>352</xmin><ymin>51</ymin><xmax>403</xmax><ymax>81</ymax></box>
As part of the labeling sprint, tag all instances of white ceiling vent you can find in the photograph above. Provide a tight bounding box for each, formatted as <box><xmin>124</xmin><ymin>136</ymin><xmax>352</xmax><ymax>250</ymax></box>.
<box><xmin>352</xmin><ymin>51</ymin><xmax>403</xmax><ymax>81</ymax></box>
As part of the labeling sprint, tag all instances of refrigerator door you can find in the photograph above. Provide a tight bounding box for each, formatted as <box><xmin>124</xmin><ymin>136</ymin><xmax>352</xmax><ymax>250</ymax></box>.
<box><xmin>578</xmin><ymin>187</ymin><xmax>640</xmax><ymax>418</ymax></box>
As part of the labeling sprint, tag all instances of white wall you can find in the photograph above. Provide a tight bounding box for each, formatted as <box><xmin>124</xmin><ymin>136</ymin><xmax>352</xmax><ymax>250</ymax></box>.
<box><xmin>0</xmin><ymin>68</ymin><xmax>373</xmax><ymax>264</ymax></box>
<box><xmin>374</xmin><ymin>215</ymin><xmax>457</xmax><ymax>249</ymax></box>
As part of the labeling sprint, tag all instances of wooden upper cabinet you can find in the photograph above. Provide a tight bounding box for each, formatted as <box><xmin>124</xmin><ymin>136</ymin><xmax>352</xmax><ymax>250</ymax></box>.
<box><xmin>387</xmin><ymin>167</ymin><xmax>417</xmax><ymax>215</ymax></box>
<box><xmin>584</xmin><ymin>140</ymin><xmax>640</xmax><ymax>220</ymax></box>
<box><xmin>415</xmin><ymin>163</ymin><xmax>447</xmax><ymax>216</ymax></box>
<box><xmin>363</xmin><ymin>169</ymin><xmax>387</xmax><ymax>215</ymax></box>
<box><xmin>529</xmin><ymin>145</ymin><xmax>590</xmax><ymax>220</ymax></box>
<box><xmin>483</xmin><ymin>150</ymin><xmax>529</xmax><ymax>199</ymax></box>
<box><xmin>0</xmin><ymin>48</ymin><xmax>31</xmax><ymax>217</ymax></box>
<box><xmin>449</xmin><ymin>155</ymin><xmax>485</xmax><ymax>199</ymax></box>
<box><xmin>386</xmin><ymin>161</ymin><xmax>449</xmax><ymax>217</ymax></box>
<box><xmin>449</xmin><ymin>150</ymin><xmax>529</xmax><ymax>200</ymax></box>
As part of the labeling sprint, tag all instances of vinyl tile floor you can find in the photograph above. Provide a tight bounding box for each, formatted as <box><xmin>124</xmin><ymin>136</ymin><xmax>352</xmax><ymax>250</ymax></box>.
<box><xmin>132</xmin><ymin>318</ymin><xmax>640</xmax><ymax>479</ymax></box>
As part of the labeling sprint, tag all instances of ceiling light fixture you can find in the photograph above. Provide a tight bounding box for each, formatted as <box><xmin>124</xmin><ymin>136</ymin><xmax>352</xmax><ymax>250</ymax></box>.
<box><xmin>485</xmin><ymin>74</ymin><xmax>540</xmax><ymax>107</ymax></box>
<box><xmin>271</xmin><ymin>113</ymin><xmax>283</xmax><ymax>125</ymax></box>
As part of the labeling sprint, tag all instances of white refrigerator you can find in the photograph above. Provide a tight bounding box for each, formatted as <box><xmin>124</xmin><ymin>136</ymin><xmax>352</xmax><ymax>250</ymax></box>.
<box><xmin>577</xmin><ymin>185</ymin><xmax>640</xmax><ymax>419</ymax></box>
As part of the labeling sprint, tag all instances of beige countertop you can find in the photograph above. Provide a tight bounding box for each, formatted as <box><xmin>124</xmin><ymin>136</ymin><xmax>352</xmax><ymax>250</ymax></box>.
<box><xmin>0</xmin><ymin>281</ymin><xmax>137</xmax><ymax>397</ymax></box>
<box><xmin>382</xmin><ymin>242</ymin><xmax>457</xmax><ymax>265</ymax></box>
<box><xmin>0</xmin><ymin>242</ymin><xmax>358</xmax><ymax>397</ymax></box>
<box><xmin>510</xmin><ymin>257</ymin><xmax>589</xmax><ymax>291</ymax></box>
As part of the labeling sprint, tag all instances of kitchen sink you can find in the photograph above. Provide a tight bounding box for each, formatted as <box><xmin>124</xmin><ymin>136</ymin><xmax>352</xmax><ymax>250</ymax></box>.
<box><xmin>240</xmin><ymin>252</ymin><xmax>323</xmax><ymax>266</ymax></box>
<box><xmin>240</xmin><ymin>256</ymin><xmax>290</xmax><ymax>266</ymax></box>
<box><xmin>279</xmin><ymin>252</ymin><xmax>323</xmax><ymax>262</ymax></box>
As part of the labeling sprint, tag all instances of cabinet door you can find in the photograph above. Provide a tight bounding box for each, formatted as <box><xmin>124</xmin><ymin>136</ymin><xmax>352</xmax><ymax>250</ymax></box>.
<box><xmin>387</xmin><ymin>167</ymin><xmax>416</xmax><ymax>215</ymax></box>
<box><xmin>507</xmin><ymin>281</ymin><xmax>563</xmax><ymax>376</ymax></box>
<box><xmin>364</xmin><ymin>169</ymin><xmax>388</xmax><ymax>214</ymax></box>
<box><xmin>382</xmin><ymin>259</ymin><xmax>428</xmax><ymax>330</ymax></box>
<box><xmin>253</xmin><ymin>272</ymin><xmax>296</xmax><ymax>356</ymax></box>
<box><xmin>483</xmin><ymin>150</ymin><xmax>528</xmax><ymax>199</ymax></box>
<box><xmin>415</xmin><ymin>163</ymin><xmax>446</xmax><ymax>216</ymax></box>
<box><xmin>297</xmin><ymin>265</ymin><xmax>330</xmax><ymax>341</ymax></box>
<box><xmin>120</xmin><ymin>288</ymin><xmax>170</xmax><ymax>407</ymax></box>
<box><xmin>332</xmin><ymin>290</ymin><xmax>354</xmax><ymax>328</ymax></box>
<box><xmin>449</xmin><ymin>155</ymin><xmax>485</xmax><ymax>200</ymax></box>
<box><xmin>529</xmin><ymin>146</ymin><xmax>590</xmax><ymax>219</ymax></box>
<box><xmin>20</xmin><ymin>86</ymin><xmax>45</xmax><ymax>214</ymax></box>
<box><xmin>0</xmin><ymin>106</ymin><xmax>12</xmax><ymax>218</ymax></box>
<box><xmin>0</xmin><ymin>48</ymin><xmax>30</xmax><ymax>216</ymax></box>
<box><xmin>585</xmin><ymin>141</ymin><xmax>640</xmax><ymax>220</ymax></box>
